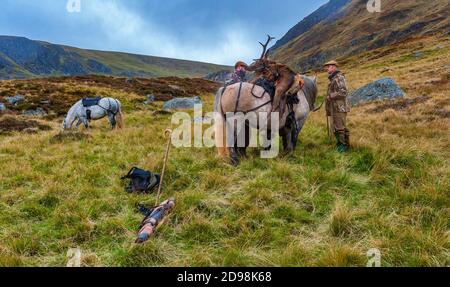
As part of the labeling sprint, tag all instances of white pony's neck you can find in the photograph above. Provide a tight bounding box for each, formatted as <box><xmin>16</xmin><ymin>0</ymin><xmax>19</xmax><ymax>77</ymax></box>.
<box><xmin>63</xmin><ymin>101</ymin><xmax>80</xmax><ymax>130</ymax></box>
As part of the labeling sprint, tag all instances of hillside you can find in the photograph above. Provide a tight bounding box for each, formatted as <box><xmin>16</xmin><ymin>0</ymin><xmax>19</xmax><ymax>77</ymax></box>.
<box><xmin>0</xmin><ymin>34</ymin><xmax>448</xmax><ymax>266</ymax></box>
<box><xmin>272</xmin><ymin>0</ymin><xmax>450</xmax><ymax>71</ymax></box>
<box><xmin>270</xmin><ymin>0</ymin><xmax>351</xmax><ymax>51</ymax></box>
<box><xmin>0</xmin><ymin>36</ymin><xmax>230</xmax><ymax>80</ymax></box>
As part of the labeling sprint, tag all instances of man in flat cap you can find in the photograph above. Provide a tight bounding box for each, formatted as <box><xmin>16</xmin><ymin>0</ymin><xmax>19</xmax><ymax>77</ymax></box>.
<box><xmin>324</xmin><ymin>60</ymin><xmax>351</xmax><ymax>152</ymax></box>
<box><xmin>227</xmin><ymin>61</ymin><xmax>248</xmax><ymax>85</ymax></box>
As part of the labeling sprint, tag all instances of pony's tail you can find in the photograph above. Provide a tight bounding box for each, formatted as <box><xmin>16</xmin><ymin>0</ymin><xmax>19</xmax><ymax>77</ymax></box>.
<box><xmin>214</xmin><ymin>88</ymin><xmax>228</xmax><ymax>157</ymax></box>
<box><xmin>115</xmin><ymin>102</ymin><xmax>125</xmax><ymax>129</ymax></box>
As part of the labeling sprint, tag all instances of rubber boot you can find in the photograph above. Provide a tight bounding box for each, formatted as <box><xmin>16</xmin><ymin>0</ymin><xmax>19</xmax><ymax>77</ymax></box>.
<box><xmin>335</xmin><ymin>132</ymin><xmax>347</xmax><ymax>153</ymax></box>
<box><xmin>343</xmin><ymin>132</ymin><xmax>350</xmax><ymax>152</ymax></box>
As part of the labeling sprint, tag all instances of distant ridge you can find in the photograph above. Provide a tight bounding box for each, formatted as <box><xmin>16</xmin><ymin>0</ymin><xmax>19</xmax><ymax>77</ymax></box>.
<box><xmin>0</xmin><ymin>36</ymin><xmax>230</xmax><ymax>80</ymax></box>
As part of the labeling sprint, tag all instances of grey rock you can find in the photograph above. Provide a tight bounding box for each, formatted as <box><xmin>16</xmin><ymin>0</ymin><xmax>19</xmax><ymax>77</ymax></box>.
<box><xmin>163</xmin><ymin>96</ymin><xmax>203</xmax><ymax>111</ymax></box>
<box><xmin>193</xmin><ymin>116</ymin><xmax>212</xmax><ymax>123</ymax></box>
<box><xmin>413</xmin><ymin>51</ymin><xmax>424</xmax><ymax>59</ymax></box>
<box><xmin>348</xmin><ymin>77</ymin><xmax>405</xmax><ymax>106</ymax></box>
<box><xmin>0</xmin><ymin>103</ymin><xmax>6</xmax><ymax>112</ymax></box>
<box><xmin>152</xmin><ymin>110</ymin><xmax>172</xmax><ymax>116</ymax></box>
<box><xmin>205</xmin><ymin>70</ymin><xmax>232</xmax><ymax>83</ymax></box>
<box><xmin>23</xmin><ymin>128</ymin><xmax>39</xmax><ymax>134</ymax></box>
<box><xmin>436</xmin><ymin>44</ymin><xmax>444</xmax><ymax>50</ymax></box>
<box><xmin>204</xmin><ymin>70</ymin><xmax>254</xmax><ymax>83</ymax></box>
<box><xmin>5</xmin><ymin>95</ymin><xmax>25</xmax><ymax>105</ymax></box>
<box><xmin>169</xmin><ymin>85</ymin><xmax>182</xmax><ymax>90</ymax></box>
<box><xmin>144</xmin><ymin>94</ymin><xmax>155</xmax><ymax>105</ymax></box>
<box><xmin>40</xmin><ymin>99</ymin><xmax>51</xmax><ymax>105</ymax></box>
<box><xmin>444</xmin><ymin>64</ymin><xmax>450</xmax><ymax>69</ymax></box>
<box><xmin>23</xmin><ymin>108</ymin><xmax>47</xmax><ymax>117</ymax></box>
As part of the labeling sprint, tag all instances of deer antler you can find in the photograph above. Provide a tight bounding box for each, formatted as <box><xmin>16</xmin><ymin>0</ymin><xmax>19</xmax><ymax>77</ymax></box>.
<box><xmin>259</xmin><ymin>35</ymin><xmax>275</xmax><ymax>59</ymax></box>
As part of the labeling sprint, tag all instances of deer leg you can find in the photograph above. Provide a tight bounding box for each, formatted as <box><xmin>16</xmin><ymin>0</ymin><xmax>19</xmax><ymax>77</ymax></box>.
<box><xmin>272</xmin><ymin>90</ymin><xmax>282</xmax><ymax>113</ymax></box>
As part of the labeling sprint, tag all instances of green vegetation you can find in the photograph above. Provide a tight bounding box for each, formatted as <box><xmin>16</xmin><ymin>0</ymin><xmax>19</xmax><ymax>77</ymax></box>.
<box><xmin>0</xmin><ymin>36</ymin><xmax>448</xmax><ymax>267</ymax></box>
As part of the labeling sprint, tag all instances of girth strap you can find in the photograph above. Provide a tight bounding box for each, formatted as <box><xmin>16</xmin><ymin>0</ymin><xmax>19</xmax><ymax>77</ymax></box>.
<box><xmin>234</xmin><ymin>82</ymin><xmax>243</xmax><ymax>113</ymax></box>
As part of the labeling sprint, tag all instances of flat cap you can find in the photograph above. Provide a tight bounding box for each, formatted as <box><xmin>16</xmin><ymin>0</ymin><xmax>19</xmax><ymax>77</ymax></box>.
<box><xmin>235</xmin><ymin>61</ymin><xmax>248</xmax><ymax>69</ymax></box>
<box><xmin>323</xmin><ymin>60</ymin><xmax>339</xmax><ymax>67</ymax></box>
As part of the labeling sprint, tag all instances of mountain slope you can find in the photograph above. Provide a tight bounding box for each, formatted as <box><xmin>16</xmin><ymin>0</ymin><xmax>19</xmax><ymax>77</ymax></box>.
<box><xmin>0</xmin><ymin>36</ymin><xmax>230</xmax><ymax>80</ymax></box>
<box><xmin>272</xmin><ymin>0</ymin><xmax>450</xmax><ymax>71</ymax></box>
<box><xmin>270</xmin><ymin>0</ymin><xmax>351</xmax><ymax>51</ymax></box>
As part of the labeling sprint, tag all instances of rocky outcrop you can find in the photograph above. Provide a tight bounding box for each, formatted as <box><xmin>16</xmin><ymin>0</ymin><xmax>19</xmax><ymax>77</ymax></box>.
<box><xmin>270</xmin><ymin>0</ymin><xmax>351</xmax><ymax>52</ymax></box>
<box><xmin>144</xmin><ymin>95</ymin><xmax>156</xmax><ymax>105</ymax></box>
<box><xmin>23</xmin><ymin>108</ymin><xmax>47</xmax><ymax>117</ymax></box>
<box><xmin>204</xmin><ymin>70</ymin><xmax>232</xmax><ymax>83</ymax></box>
<box><xmin>348</xmin><ymin>77</ymin><xmax>405</xmax><ymax>106</ymax></box>
<box><xmin>163</xmin><ymin>96</ymin><xmax>202</xmax><ymax>111</ymax></box>
<box><xmin>5</xmin><ymin>95</ymin><xmax>25</xmax><ymax>105</ymax></box>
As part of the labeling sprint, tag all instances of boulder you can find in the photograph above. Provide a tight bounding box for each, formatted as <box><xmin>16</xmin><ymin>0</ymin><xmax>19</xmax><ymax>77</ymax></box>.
<box><xmin>348</xmin><ymin>77</ymin><xmax>405</xmax><ymax>106</ymax></box>
<box><xmin>204</xmin><ymin>70</ymin><xmax>232</xmax><ymax>83</ymax></box>
<box><xmin>412</xmin><ymin>51</ymin><xmax>424</xmax><ymax>59</ymax></box>
<box><xmin>0</xmin><ymin>103</ymin><xmax>6</xmax><ymax>112</ymax></box>
<box><xmin>144</xmin><ymin>94</ymin><xmax>155</xmax><ymax>105</ymax></box>
<box><xmin>23</xmin><ymin>108</ymin><xmax>47</xmax><ymax>117</ymax></box>
<box><xmin>5</xmin><ymin>95</ymin><xmax>25</xmax><ymax>105</ymax></box>
<box><xmin>163</xmin><ymin>96</ymin><xmax>202</xmax><ymax>111</ymax></box>
<box><xmin>193</xmin><ymin>116</ymin><xmax>212</xmax><ymax>123</ymax></box>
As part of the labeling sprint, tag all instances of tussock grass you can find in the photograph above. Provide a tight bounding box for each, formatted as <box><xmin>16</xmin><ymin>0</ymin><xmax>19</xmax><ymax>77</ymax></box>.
<box><xmin>0</xmin><ymin>36</ymin><xmax>449</xmax><ymax>266</ymax></box>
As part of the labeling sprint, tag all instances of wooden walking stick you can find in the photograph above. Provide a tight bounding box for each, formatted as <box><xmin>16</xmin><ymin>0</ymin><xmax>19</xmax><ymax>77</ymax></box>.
<box><xmin>329</xmin><ymin>102</ymin><xmax>335</xmax><ymax>143</ymax></box>
<box><xmin>326</xmin><ymin>113</ymin><xmax>331</xmax><ymax>142</ymax></box>
<box><xmin>155</xmin><ymin>129</ymin><xmax>173</xmax><ymax>205</ymax></box>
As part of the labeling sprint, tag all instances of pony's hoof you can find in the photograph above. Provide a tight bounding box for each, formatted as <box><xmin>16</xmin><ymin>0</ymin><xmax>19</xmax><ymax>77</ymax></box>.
<box><xmin>283</xmin><ymin>149</ymin><xmax>294</xmax><ymax>157</ymax></box>
<box><xmin>230</xmin><ymin>157</ymin><xmax>240</xmax><ymax>167</ymax></box>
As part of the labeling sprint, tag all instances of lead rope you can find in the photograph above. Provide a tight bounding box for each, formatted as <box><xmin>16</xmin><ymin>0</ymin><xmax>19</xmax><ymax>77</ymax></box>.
<box><xmin>155</xmin><ymin>129</ymin><xmax>173</xmax><ymax>205</ymax></box>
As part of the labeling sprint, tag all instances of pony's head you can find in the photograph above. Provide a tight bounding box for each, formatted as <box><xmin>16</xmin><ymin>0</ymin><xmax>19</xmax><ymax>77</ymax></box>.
<box><xmin>61</xmin><ymin>116</ymin><xmax>68</xmax><ymax>131</ymax></box>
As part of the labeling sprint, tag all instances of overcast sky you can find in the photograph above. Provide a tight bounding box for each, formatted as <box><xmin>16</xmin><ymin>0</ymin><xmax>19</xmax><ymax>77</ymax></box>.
<box><xmin>0</xmin><ymin>0</ymin><xmax>328</xmax><ymax>65</ymax></box>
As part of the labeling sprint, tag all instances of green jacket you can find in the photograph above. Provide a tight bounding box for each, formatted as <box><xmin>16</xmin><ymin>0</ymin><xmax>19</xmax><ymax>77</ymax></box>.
<box><xmin>326</xmin><ymin>71</ymin><xmax>351</xmax><ymax>115</ymax></box>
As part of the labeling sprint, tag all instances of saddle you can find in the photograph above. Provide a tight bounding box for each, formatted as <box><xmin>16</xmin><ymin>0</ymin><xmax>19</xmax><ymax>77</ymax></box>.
<box><xmin>82</xmin><ymin>97</ymin><xmax>102</xmax><ymax>107</ymax></box>
<box><xmin>254</xmin><ymin>78</ymin><xmax>275</xmax><ymax>100</ymax></box>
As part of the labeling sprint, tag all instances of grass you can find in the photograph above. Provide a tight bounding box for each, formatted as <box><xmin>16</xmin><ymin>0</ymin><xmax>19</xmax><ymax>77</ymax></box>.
<box><xmin>0</xmin><ymin>36</ymin><xmax>449</xmax><ymax>267</ymax></box>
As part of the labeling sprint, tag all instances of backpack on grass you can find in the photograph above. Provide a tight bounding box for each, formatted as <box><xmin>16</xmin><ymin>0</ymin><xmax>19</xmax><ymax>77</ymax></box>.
<box><xmin>121</xmin><ymin>167</ymin><xmax>160</xmax><ymax>194</ymax></box>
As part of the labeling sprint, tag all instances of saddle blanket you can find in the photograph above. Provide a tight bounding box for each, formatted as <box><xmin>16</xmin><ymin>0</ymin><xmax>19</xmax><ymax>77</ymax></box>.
<box><xmin>82</xmin><ymin>97</ymin><xmax>102</xmax><ymax>107</ymax></box>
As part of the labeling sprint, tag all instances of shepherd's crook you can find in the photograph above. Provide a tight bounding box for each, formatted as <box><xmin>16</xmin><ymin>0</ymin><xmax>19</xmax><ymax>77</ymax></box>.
<box><xmin>156</xmin><ymin>129</ymin><xmax>173</xmax><ymax>205</ymax></box>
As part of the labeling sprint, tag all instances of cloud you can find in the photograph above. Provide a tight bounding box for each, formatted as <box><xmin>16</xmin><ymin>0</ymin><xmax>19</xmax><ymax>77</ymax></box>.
<box><xmin>0</xmin><ymin>0</ymin><xmax>327</xmax><ymax>65</ymax></box>
<box><xmin>83</xmin><ymin>0</ymin><xmax>258</xmax><ymax>65</ymax></box>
